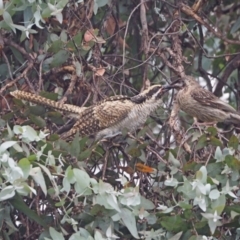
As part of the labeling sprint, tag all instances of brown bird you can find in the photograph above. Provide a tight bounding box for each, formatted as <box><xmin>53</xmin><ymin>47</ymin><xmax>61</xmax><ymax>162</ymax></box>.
<box><xmin>176</xmin><ymin>76</ymin><xmax>240</xmax><ymax>125</ymax></box>
<box><xmin>11</xmin><ymin>85</ymin><xmax>172</xmax><ymax>140</ymax></box>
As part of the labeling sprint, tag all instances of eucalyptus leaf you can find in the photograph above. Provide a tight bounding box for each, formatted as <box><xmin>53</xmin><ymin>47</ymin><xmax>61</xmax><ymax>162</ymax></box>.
<box><xmin>120</xmin><ymin>208</ymin><xmax>139</xmax><ymax>239</ymax></box>
<box><xmin>30</xmin><ymin>167</ymin><xmax>47</xmax><ymax>196</ymax></box>
<box><xmin>0</xmin><ymin>186</ymin><xmax>15</xmax><ymax>201</ymax></box>
<box><xmin>49</xmin><ymin>227</ymin><xmax>65</xmax><ymax>240</ymax></box>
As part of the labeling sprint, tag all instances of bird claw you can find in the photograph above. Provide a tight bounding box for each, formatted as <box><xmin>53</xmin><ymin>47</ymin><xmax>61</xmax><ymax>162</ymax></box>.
<box><xmin>193</xmin><ymin>117</ymin><xmax>217</xmax><ymax>127</ymax></box>
<box><xmin>192</xmin><ymin>118</ymin><xmax>217</xmax><ymax>134</ymax></box>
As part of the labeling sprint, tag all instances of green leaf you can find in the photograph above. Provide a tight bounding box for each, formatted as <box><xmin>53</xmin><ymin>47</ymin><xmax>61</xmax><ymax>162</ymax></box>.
<box><xmin>0</xmin><ymin>186</ymin><xmax>15</xmax><ymax>201</ymax></box>
<box><xmin>9</xmin><ymin>46</ymin><xmax>24</xmax><ymax>64</ymax></box>
<box><xmin>160</xmin><ymin>215</ymin><xmax>188</xmax><ymax>233</ymax></box>
<box><xmin>49</xmin><ymin>227</ymin><xmax>64</xmax><ymax>240</ymax></box>
<box><xmin>225</xmin><ymin>155</ymin><xmax>240</xmax><ymax>170</ymax></box>
<box><xmin>214</xmin><ymin>146</ymin><xmax>223</xmax><ymax>162</ymax></box>
<box><xmin>209</xmin><ymin>136</ymin><xmax>222</xmax><ymax>147</ymax></box>
<box><xmin>9</xmin><ymin>193</ymin><xmax>48</xmax><ymax>228</ymax></box>
<box><xmin>39</xmin><ymin>92</ymin><xmax>59</xmax><ymax>101</ymax></box>
<box><xmin>29</xmin><ymin>114</ymin><xmax>46</xmax><ymax>128</ymax></box>
<box><xmin>196</xmin><ymin>166</ymin><xmax>207</xmax><ymax>183</ymax></box>
<box><xmin>3</xmin><ymin>11</ymin><xmax>16</xmax><ymax>33</ymax></box>
<box><xmin>73</xmin><ymin>169</ymin><xmax>91</xmax><ymax>195</ymax></box>
<box><xmin>15</xmin><ymin>125</ymin><xmax>42</xmax><ymax>142</ymax></box>
<box><xmin>228</xmin><ymin>135</ymin><xmax>239</xmax><ymax>150</ymax></box>
<box><xmin>178</xmin><ymin>201</ymin><xmax>192</xmax><ymax>210</ymax></box>
<box><xmin>48</xmin><ymin>39</ymin><xmax>64</xmax><ymax>53</ymax></box>
<box><xmin>47</xmin><ymin>112</ymin><xmax>64</xmax><ymax>125</ymax></box>
<box><xmin>195</xmin><ymin>134</ymin><xmax>207</xmax><ymax>150</ymax></box>
<box><xmin>30</xmin><ymin>167</ymin><xmax>47</xmax><ymax>196</ymax></box>
<box><xmin>211</xmin><ymin>194</ymin><xmax>226</xmax><ymax>214</ymax></box>
<box><xmin>0</xmin><ymin>63</ymin><xmax>9</xmax><ymax>81</ymax></box>
<box><xmin>62</xmin><ymin>177</ymin><xmax>71</xmax><ymax>194</ymax></box>
<box><xmin>140</xmin><ymin>196</ymin><xmax>155</xmax><ymax>210</ymax></box>
<box><xmin>7</xmin><ymin>123</ymin><xmax>13</xmax><ymax>138</ymax></box>
<box><xmin>145</xmin><ymin>214</ymin><xmax>157</xmax><ymax>225</ymax></box>
<box><xmin>168</xmin><ymin>152</ymin><xmax>181</xmax><ymax>167</ymax></box>
<box><xmin>0</xmin><ymin>141</ymin><xmax>17</xmax><ymax>153</ymax></box>
<box><xmin>79</xmin><ymin>148</ymin><xmax>92</xmax><ymax>161</ymax></box>
<box><xmin>168</xmin><ymin>232</ymin><xmax>182</xmax><ymax>240</ymax></box>
<box><xmin>164</xmin><ymin>177</ymin><xmax>178</xmax><ymax>187</ymax></box>
<box><xmin>230</xmin><ymin>16</ymin><xmax>240</xmax><ymax>34</ymax></box>
<box><xmin>1</xmin><ymin>112</ymin><xmax>14</xmax><ymax>121</ymax></box>
<box><xmin>120</xmin><ymin>208</ymin><xmax>139</xmax><ymax>239</ymax></box>
<box><xmin>206</xmin><ymin>127</ymin><xmax>217</xmax><ymax>136</ymax></box>
<box><xmin>0</xmin><ymin>204</ymin><xmax>18</xmax><ymax>232</ymax></box>
<box><xmin>48</xmin><ymin>134</ymin><xmax>60</xmax><ymax>141</ymax></box>
<box><xmin>55</xmin><ymin>199</ymin><xmax>65</xmax><ymax>207</ymax></box>
<box><xmin>177</xmin><ymin>177</ymin><xmax>195</xmax><ymax>199</ymax></box>
<box><xmin>106</xmin><ymin>193</ymin><xmax>121</xmax><ymax>212</ymax></box>
<box><xmin>29</xmin><ymin>105</ymin><xmax>46</xmax><ymax>115</ymax></box>
<box><xmin>0</xmin><ymin>118</ymin><xmax>6</xmax><ymax>127</ymax></box>
<box><xmin>128</xmin><ymin>147</ymin><xmax>141</xmax><ymax>157</ymax></box>
<box><xmin>18</xmin><ymin>158</ymin><xmax>31</xmax><ymax>179</ymax></box>
<box><xmin>66</xmin><ymin>32</ymin><xmax>83</xmax><ymax>51</ymax></box>
<box><xmin>70</xmin><ymin>133</ymin><xmax>80</xmax><ymax>157</ymax></box>
<box><xmin>209</xmin><ymin>189</ymin><xmax>220</xmax><ymax>200</ymax></box>
<box><xmin>28</xmin><ymin>154</ymin><xmax>37</xmax><ymax>162</ymax></box>
<box><xmin>61</xmin><ymin>166</ymin><xmax>75</xmax><ymax>193</ymax></box>
<box><xmin>225</xmin><ymin>205</ymin><xmax>240</xmax><ymax>214</ymax></box>
<box><xmin>96</xmin><ymin>0</ymin><xmax>108</xmax><ymax>7</ymax></box>
<box><xmin>50</xmin><ymin>50</ymin><xmax>70</xmax><ymax>67</ymax></box>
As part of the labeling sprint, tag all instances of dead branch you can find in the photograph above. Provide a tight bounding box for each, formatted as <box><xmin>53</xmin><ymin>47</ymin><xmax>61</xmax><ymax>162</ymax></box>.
<box><xmin>180</xmin><ymin>3</ymin><xmax>240</xmax><ymax>45</ymax></box>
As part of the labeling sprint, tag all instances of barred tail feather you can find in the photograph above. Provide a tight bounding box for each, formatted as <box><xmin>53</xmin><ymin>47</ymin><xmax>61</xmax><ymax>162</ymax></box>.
<box><xmin>10</xmin><ymin>90</ymin><xmax>85</xmax><ymax>114</ymax></box>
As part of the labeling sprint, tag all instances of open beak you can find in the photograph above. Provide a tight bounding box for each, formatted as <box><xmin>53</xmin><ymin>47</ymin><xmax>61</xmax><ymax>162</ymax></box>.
<box><xmin>161</xmin><ymin>80</ymin><xmax>184</xmax><ymax>93</ymax></box>
<box><xmin>161</xmin><ymin>84</ymin><xmax>175</xmax><ymax>92</ymax></box>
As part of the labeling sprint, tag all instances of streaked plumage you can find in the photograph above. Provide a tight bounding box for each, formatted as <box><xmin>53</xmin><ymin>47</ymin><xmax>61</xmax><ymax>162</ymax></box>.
<box><xmin>177</xmin><ymin>76</ymin><xmax>240</xmax><ymax>124</ymax></box>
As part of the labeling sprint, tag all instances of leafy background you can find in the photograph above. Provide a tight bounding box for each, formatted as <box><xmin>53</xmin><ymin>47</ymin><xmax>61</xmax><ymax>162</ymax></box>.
<box><xmin>1</xmin><ymin>0</ymin><xmax>240</xmax><ymax>239</ymax></box>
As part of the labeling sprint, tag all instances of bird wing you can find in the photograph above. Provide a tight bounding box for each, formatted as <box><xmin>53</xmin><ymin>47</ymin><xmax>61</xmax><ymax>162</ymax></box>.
<box><xmin>191</xmin><ymin>88</ymin><xmax>238</xmax><ymax>114</ymax></box>
<box><xmin>61</xmin><ymin>98</ymin><xmax>132</xmax><ymax>139</ymax></box>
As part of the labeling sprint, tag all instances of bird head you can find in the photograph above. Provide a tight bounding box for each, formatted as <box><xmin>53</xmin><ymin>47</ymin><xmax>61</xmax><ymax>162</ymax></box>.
<box><xmin>131</xmin><ymin>84</ymin><xmax>173</xmax><ymax>103</ymax></box>
<box><xmin>183</xmin><ymin>76</ymin><xmax>200</xmax><ymax>87</ymax></box>
<box><xmin>167</xmin><ymin>76</ymin><xmax>200</xmax><ymax>89</ymax></box>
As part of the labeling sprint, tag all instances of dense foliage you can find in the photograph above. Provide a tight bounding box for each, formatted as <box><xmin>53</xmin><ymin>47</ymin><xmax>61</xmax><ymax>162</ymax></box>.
<box><xmin>1</xmin><ymin>0</ymin><xmax>240</xmax><ymax>239</ymax></box>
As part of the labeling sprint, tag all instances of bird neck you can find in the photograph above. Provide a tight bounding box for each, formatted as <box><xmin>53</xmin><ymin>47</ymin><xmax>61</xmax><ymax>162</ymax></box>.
<box><xmin>139</xmin><ymin>98</ymin><xmax>163</xmax><ymax>114</ymax></box>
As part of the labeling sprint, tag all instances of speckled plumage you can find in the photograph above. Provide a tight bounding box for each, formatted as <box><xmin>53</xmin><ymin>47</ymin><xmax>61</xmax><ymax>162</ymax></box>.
<box><xmin>11</xmin><ymin>85</ymin><xmax>170</xmax><ymax>140</ymax></box>
<box><xmin>61</xmin><ymin>85</ymin><xmax>170</xmax><ymax>140</ymax></box>
<box><xmin>177</xmin><ymin>76</ymin><xmax>240</xmax><ymax>124</ymax></box>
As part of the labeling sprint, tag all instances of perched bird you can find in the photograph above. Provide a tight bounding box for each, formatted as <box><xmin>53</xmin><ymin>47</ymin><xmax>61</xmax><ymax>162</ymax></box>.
<box><xmin>176</xmin><ymin>76</ymin><xmax>240</xmax><ymax>125</ymax></box>
<box><xmin>11</xmin><ymin>85</ymin><xmax>172</xmax><ymax>140</ymax></box>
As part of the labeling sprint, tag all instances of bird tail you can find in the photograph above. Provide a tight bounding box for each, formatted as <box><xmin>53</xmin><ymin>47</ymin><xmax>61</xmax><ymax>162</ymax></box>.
<box><xmin>10</xmin><ymin>90</ymin><xmax>85</xmax><ymax>114</ymax></box>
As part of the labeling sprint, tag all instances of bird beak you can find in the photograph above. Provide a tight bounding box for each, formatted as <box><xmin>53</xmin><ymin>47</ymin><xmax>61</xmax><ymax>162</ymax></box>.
<box><xmin>161</xmin><ymin>84</ymin><xmax>174</xmax><ymax>92</ymax></box>
<box><xmin>168</xmin><ymin>80</ymin><xmax>184</xmax><ymax>89</ymax></box>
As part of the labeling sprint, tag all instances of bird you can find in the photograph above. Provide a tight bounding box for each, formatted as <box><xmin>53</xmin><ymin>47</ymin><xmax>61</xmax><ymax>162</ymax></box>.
<box><xmin>11</xmin><ymin>85</ymin><xmax>172</xmax><ymax>140</ymax></box>
<box><xmin>176</xmin><ymin>75</ymin><xmax>240</xmax><ymax>125</ymax></box>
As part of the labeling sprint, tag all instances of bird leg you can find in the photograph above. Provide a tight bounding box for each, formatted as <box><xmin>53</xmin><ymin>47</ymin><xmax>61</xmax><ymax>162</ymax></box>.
<box><xmin>193</xmin><ymin>117</ymin><xmax>217</xmax><ymax>127</ymax></box>
<box><xmin>192</xmin><ymin>117</ymin><xmax>218</xmax><ymax>134</ymax></box>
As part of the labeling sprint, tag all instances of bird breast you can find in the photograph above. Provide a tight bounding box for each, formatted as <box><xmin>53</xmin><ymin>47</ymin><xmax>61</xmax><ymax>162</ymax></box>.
<box><xmin>177</xmin><ymin>89</ymin><xmax>230</xmax><ymax>122</ymax></box>
<box><xmin>95</xmin><ymin>99</ymin><xmax>163</xmax><ymax>139</ymax></box>
<box><xmin>121</xmin><ymin>99</ymin><xmax>163</xmax><ymax>129</ymax></box>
